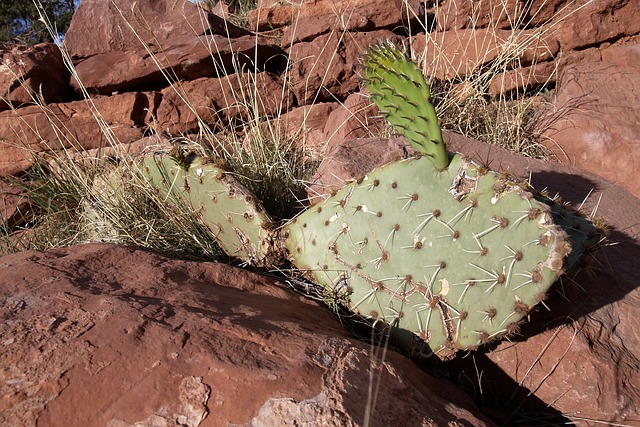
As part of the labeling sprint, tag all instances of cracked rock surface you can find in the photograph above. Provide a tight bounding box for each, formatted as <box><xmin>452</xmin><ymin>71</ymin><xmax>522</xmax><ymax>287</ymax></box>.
<box><xmin>0</xmin><ymin>243</ymin><xmax>493</xmax><ymax>426</ymax></box>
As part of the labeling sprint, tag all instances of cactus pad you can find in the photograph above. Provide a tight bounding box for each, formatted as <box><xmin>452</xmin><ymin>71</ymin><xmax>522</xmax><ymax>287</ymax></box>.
<box><xmin>284</xmin><ymin>155</ymin><xmax>571</xmax><ymax>359</ymax></box>
<box><xmin>362</xmin><ymin>41</ymin><xmax>448</xmax><ymax>170</ymax></box>
<box><xmin>143</xmin><ymin>155</ymin><xmax>275</xmax><ymax>266</ymax></box>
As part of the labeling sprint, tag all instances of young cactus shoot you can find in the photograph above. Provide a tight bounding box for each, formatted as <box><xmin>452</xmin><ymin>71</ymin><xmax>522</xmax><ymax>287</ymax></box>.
<box><xmin>362</xmin><ymin>41</ymin><xmax>449</xmax><ymax>170</ymax></box>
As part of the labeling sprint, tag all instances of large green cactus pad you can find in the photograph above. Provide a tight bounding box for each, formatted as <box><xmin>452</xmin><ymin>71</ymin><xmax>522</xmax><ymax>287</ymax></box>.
<box><xmin>143</xmin><ymin>155</ymin><xmax>274</xmax><ymax>266</ymax></box>
<box><xmin>284</xmin><ymin>154</ymin><xmax>571</xmax><ymax>359</ymax></box>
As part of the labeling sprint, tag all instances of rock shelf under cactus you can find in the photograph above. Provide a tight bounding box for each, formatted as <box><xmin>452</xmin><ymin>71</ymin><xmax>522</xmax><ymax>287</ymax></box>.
<box><xmin>141</xmin><ymin>42</ymin><xmax>604</xmax><ymax>360</ymax></box>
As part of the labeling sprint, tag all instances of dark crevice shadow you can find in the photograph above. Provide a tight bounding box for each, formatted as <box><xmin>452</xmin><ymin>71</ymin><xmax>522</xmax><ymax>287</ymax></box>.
<box><xmin>440</xmin><ymin>351</ymin><xmax>577</xmax><ymax>426</ymax></box>
<box><xmin>528</xmin><ymin>171</ymin><xmax>602</xmax><ymax>206</ymax></box>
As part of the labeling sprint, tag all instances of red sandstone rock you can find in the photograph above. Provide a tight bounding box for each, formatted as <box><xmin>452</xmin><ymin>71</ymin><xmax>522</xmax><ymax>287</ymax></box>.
<box><xmin>0</xmin><ymin>92</ymin><xmax>158</xmax><ymax>175</ymax></box>
<box><xmin>64</xmin><ymin>0</ymin><xmax>282</xmax><ymax>95</ymax></box>
<box><xmin>488</xmin><ymin>61</ymin><xmax>556</xmax><ymax>96</ymax></box>
<box><xmin>70</xmin><ymin>35</ymin><xmax>284</xmax><ymax>95</ymax></box>
<box><xmin>0</xmin><ymin>179</ymin><xmax>31</xmax><ymax>229</ymax></box>
<box><xmin>0</xmin><ymin>43</ymin><xmax>69</xmax><ymax>111</ymax></box>
<box><xmin>550</xmin><ymin>0</ymin><xmax>640</xmax><ymax>51</ymax></box>
<box><xmin>431</xmin><ymin>0</ymin><xmax>574</xmax><ymax>31</ymax></box>
<box><xmin>539</xmin><ymin>42</ymin><xmax>640</xmax><ymax>197</ymax></box>
<box><xmin>63</xmin><ymin>0</ymin><xmax>248</xmax><ymax>60</ymax></box>
<box><xmin>322</xmin><ymin>90</ymin><xmax>383</xmax><ymax>147</ymax></box>
<box><xmin>250</xmin><ymin>0</ymin><xmax>422</xmax><ymax>44</ymax></box>
<box><xmin>156</xmin><ymin>72</ymin><xmax>292</xmax><ymax>135</ymax></box>
<box><xmin>412</xmin><ymin>28</ymin><xmax>558</xmax><ymax>81</ymax></box>
<box><xmin>287</xmin><ymin>30</ymin><xmax>402</xmax><ymax>105</ymax></box>
<box><xmin>308</xmin><ymin>137</ymin><xmax>406</xmax><ymax>203</ymax></box>
<box><xmin>0</xmin><ymin>243</ymin><xmax>494</xmax><ymax>426</ymax></box>
<box><xmin>432</xmin><ymin>0</ymin><xmax>640</xmax><ymax>52</ymax></box>
<box><xmin>270</xmin><ymin>102</ymin><xmax>339</xmax><ymax>155</ymax></box>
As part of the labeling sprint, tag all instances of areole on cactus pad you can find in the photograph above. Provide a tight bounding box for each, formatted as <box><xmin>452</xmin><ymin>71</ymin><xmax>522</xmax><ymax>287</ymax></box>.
<box><xmin>140</xmin><ymin>41</ymin><xmax>605</xmax><ymax>360</ymax></box>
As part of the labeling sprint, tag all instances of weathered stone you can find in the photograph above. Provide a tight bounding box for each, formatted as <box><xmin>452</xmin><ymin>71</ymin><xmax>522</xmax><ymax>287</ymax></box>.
<box><xmin>156</xmin><ymin>72</ymin><xmax>292</xmax><ymax>135</ymax></box>
<box><xmin>0</xmin><ymin>178</ymin><xmax>31</xmax><ymax>229</ymax></box>
<box><xmin>71</xmin><ymin>35</ymin><xmax>284</xmax><ymax>95</ymax></box>
<box><xmin>432</xmin><ymin>0</ymin><xmax>640</xmax><ymax>52</ymax></box>
<box><xmin>282</xmin><ymin>0</ymin><xmax>422</xmax><ymax>46</ymax></box>
<box><xmin>0</xmin><ymin>43</ymin><xmax>69</xmax><ymax>111</ymax></box>
<box><xmin>539</xmin><ymin>42</ymin><xmax>640</xmax><ymax>197</ymax></box>
<box><xmin>287</xmin><ymin>30</ymin><xmax>402</xmax><ymax>105</ymax></box>
<box><xmin>250</xmin><ymin>0</ymin><xmax>422</xmax><ymax>44</ymax></box>
<box><xmin>0</xmin><ymin>92</ymin><xmax>158</xmax><ymax>175</ymax></box>
<box><xmin>269</xmin><ymin>102</ymin><xmax>339</xmax><ymax>155</ymax></box>
<box><xmin>0</xmin><ymin>243</ymin><xmax>495</xmax><ymax>426</ymax></box>
<box><xmin>550</xmin><ymin>0</ymin><xmax>640</xmax><ymax>51</ymax></box>
<box><xmin>63</xmin><ymin>0</ymin><xmax>249</xmax><ymax>60</ymax></box>
<box><xmin>431</xmin><ymin>0</ymin><xmax>574</xmax><ymax>31</ymax></box>
<box><xmin>322</xmin><ymin>90</ymin><xmax>382</xmax><ymax>147</ymax></box>
<box><xmin>412</xmin><ymin>28</ymin><xmax>559</xmax><ymax>81</ymax></box>
<box><xmin>308</xmin><ymin>137</ymin><xmax>406</xmax><ymax>203</ymax></box>
<box><xmin>488</xmin><ymin>61</ymin><xmax>556</xmax><ymax>96</ymax></box>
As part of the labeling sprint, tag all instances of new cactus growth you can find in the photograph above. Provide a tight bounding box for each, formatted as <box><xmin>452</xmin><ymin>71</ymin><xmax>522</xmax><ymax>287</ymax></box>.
<box><xmin>362</xmin><ymin>41</ymin><xmax>448</xmax><ymax>170</ymax></box>
<box><xmin>139</xmin><ymin>42</ymin><xmax>605</xmax><ymax>360</ymax></box>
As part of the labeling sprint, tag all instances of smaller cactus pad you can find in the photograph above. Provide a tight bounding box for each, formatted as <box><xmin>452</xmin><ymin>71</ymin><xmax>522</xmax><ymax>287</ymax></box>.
<box><xmin>143</xmin><ymin>155</ymin><xmax>275</xmax><ymax>266</ymax></box>
<box><xmin>284</xmin><ymin>155</ymin><xmax>571</xmax><ymax>359</ymax></box>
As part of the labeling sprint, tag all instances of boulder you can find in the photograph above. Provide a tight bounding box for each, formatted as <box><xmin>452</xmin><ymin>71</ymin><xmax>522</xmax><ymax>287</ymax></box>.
<box><xmin>287</xmin><ymin>30</ymin><xmax>402</xmax><ymax>105</ymax></box>
<box><xmin>322</xmin><ymin>91</ymin><xmax>380</xmax><ymax>144</ymax></box>
<box><xmin>488</xmin><ymin>61</ymin><xmax>556</xmax><ymax>96</ymax></box>
<box><xmin>550</xmin><ymin>0</ymin><xmax>640</xmax><ymax>51</ymax></box>
<box><xmin>0</xmin><ymin>178</ymin><xmax>31</xmax><ymax>229</ymax></box>
<box><xmin>250</xmin><ymin>0</ymin><xmax>422</xmax><ymax>45</ymax></box>
<box><xmin>431</xmin><ymin>0</ymin><xmax>572</xmax><ymax>31</ymax></box>
<box><xmin>0</xmin><ymin>243</ymin><xmax>494</xmax><ymax>426</ymax></box>
<box><xmin>539</xmin><ymin>42</ymin><xmax>640</xmax><ymax>197</ymax></box>
<box><xmin>309</xmin><ymin>129</ymin><xmax>640</xmax><ymax>424</ymax></box>
<box><xmin>70</xmin><ymin>35</ymin><xmax>284</xmax><ymax>95</ymax></box>
<box><xmin>431</xmin><ymin>0</ymin><xmax>640</xmax><ymax>52</ymax></box>
<box><xmin>0</xmin><ymin>43</ymin><xmax>69</xmax><ymax>111</ymax></box>
<box><xmin>64</xmin><ymin>0</ymin><xmax>283</xmax><ymax>95</ymax></box>
<box><xmin>268</xmin><ymin>101</ymin><xmax>339</xmax><ymax>155</ymax></box>
<box><xmin>308</xmin><ymin>137</ymin><xmax>407</xmax><ymax>203</ymax></box>
<box><xmin>411</xmin><ymin>28</ymin><xmax>559</xmax><ymax>81</ymax></box>
<box><xmin>63</xmin><ymin>0</ymin><xmax>248</xmax><ymax>60</ymax></box>
<box><xmin>0</xmin><ymin>92</ymin><xmax>159</xmax><ymax>175</ymax></box>
<box><xmin>156</xmin><ymin>72</ymin><xmax>293</xmax><ymax>135</ymax></box>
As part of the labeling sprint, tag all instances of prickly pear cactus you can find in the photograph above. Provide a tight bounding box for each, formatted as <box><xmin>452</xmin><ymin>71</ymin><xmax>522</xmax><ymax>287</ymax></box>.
<box><xmin>138</xmin><ymin>42</ymin><xmax>605</xmax><ymax>361</ymax></box>
<box><xmin>284</xmin><ymin>155</ymin><xmax>570</xmax><ymax>359</ymax></box>
<box><xmin>143</xmin><ymin>154</ymin><xmax>275</xmax><ymax>266</ymax></box>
